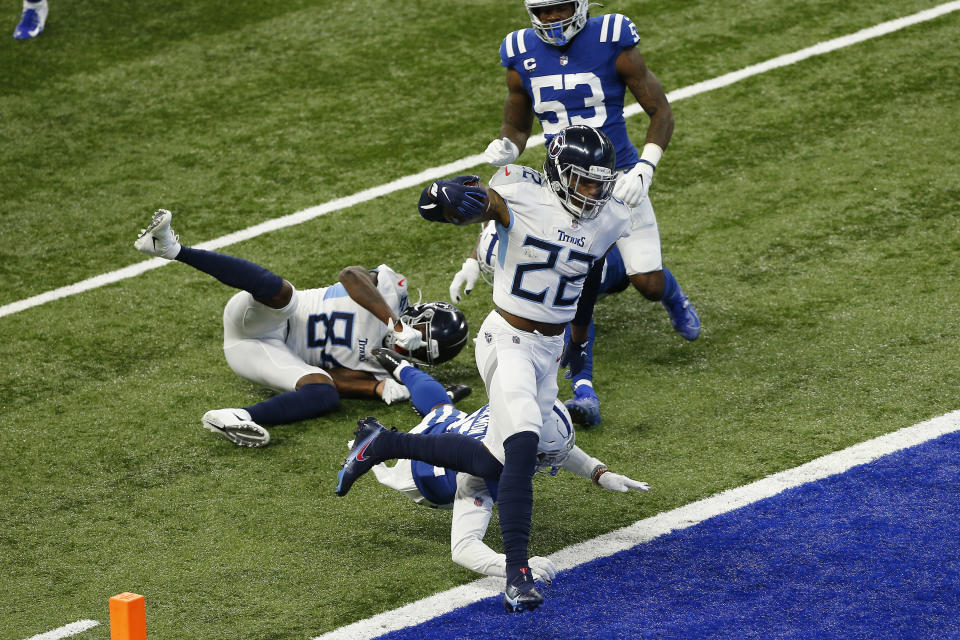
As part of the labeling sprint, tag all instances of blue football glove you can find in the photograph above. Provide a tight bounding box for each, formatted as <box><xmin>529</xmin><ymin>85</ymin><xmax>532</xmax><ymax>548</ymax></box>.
<box><xmin>559</xmin><ymin>339</ymin><xmax>589</xmax><ymax>378</ymax></box>
<box><xmin>435</xmin><ymin>179</ymin><xmax>488</xmax><ymax>223</ymax></box>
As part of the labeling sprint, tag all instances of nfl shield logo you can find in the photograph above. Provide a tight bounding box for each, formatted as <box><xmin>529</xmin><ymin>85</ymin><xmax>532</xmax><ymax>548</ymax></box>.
<box><xmin>559</xmin><ymin>55</ymin><xmax>568</xmax><ymax>66</ymax></box>
<box><xmin>512</xmin><ymin>336</ymin><xmax>520</xmax><ymax>344</ymax></box>
<box><xmin>484</xmin><ymin>332</ymin><xmax>492</xmax><ymax>343</ymax></box>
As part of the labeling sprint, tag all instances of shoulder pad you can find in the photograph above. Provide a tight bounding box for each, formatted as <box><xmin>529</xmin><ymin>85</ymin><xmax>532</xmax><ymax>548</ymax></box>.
<box><xmin>594</xmin><ymin>13</ymin><xmax>640</xmax><ymax>47</ymax></box>
<box><xmin>489</xmin><ymin>164</ymin><xmax>545</xmax><ymax>189</ymax></box>
<box><xmin>500</xmin><ymin>28</ymin><xmax>532</xmax><ymax>66</ymax></box>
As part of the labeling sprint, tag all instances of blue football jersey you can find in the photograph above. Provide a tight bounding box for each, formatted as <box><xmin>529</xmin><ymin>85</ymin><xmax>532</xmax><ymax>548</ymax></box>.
<box><xmin>499</xmin><ymin>14</ymin><xmax>642</xmax><ymax>171</ymax></box>
<box><xmin>410</xmin><ymin>405</ymin><xmax>491</xmax><ymax>506</ymax></box>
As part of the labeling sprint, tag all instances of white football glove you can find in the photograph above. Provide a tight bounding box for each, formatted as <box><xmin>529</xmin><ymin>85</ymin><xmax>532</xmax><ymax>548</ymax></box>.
<box><xmin>449</xmin><ymin>257</ymin><xmax>481</xmax><ymax>303</ymax></box>
<box><xmin>483</xmin><ymin>137</ymin><xmax>520</xmax><ymax>167</ymax></box>
<box><xmin>612</xmin><ymin>162</ymin><xmax>655</xmax><ymax>206</ymax></box>
<box><xmin>598</xmin><ymin>472</ymin><xmax>650</xmax><ymax>493</ymax></box>
<box><xmin>379</xmin><ymin>378</ymin><xmax>410</xmax><ymax>405</ymax></box>
<box><xmin>528</xmin><ymin>556</ymin><xmax>558</xmax><ymax>585</ymax></box>
<box><xmin>392</xmin><ymin>321</ymin><xmax>424</xmax><ymax>351</ymax></box>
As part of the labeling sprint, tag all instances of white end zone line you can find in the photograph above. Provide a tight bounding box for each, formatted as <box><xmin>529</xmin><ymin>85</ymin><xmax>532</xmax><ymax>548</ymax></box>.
<box><xmin>313</xmin><ymin>409</ymin><xmax>960</xmax><ymax>640</ymax></box>
<box><xmin>23</xmin><ymin>620</ymin><xmax>99</xmax><ymax>640</ymax></box>
<box><xmin>2</xmin><ymin>1</ymin><xmax>957</xmax><ymax>321</ymax></box>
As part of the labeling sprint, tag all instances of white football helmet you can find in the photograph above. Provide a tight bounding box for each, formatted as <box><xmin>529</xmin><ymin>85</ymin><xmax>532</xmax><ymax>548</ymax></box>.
<box><xmin>536</xmin><ymin>400</ymin><xmax>576</xmax><ymax>475</ymax></box>
<box><xmin>525</xmin><ymin>0</ymin><xmax>590</xmax><ymax>46</ymax></box>
<box><xmin>475</xmin><ymin>222</ymin><xmax>499</xmax><ymax>285</ymax></box>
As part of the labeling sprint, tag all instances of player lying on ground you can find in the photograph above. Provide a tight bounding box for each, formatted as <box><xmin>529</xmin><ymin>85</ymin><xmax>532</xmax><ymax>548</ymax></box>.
<box><xmin>134</xmin><ymin>209</ymin><xmax>468</xmax><ymax>448</ymax></box>
<box><xmin>344</xmin><ymin>349</ymin><xmax>648</xmax><ymax>584</ymax></box>
<box><xmin>449</xmin><ymin>220</ymin><xmax>630</xmax><ymax>427</ymax></box>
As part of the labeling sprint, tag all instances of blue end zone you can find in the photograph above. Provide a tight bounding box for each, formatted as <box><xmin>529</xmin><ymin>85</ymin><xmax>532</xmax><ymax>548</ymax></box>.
<box><xmin>378</xmin><ymin>430</ymin><xmax>960</xmax><ymax>639</ymax></box>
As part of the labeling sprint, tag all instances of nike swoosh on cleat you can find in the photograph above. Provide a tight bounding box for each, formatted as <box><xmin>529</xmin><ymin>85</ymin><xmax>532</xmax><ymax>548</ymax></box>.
<box><xmin>355</xmin><ymin>439</ymin><xmax>374</xmax><ymax>462</ymax></box>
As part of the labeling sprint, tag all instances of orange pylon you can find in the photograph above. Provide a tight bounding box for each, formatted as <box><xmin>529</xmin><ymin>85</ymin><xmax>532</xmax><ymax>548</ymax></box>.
<box><xmin>109</xmin><ymin>593</ymin><xmax>147</xmax><ymax>640</ymax></box>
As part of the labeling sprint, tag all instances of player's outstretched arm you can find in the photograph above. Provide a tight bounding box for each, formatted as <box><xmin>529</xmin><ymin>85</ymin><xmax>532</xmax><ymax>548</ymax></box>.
<box><xmin>561</xmin><ymin>446</ymin><xmax>650</xmax><ymax>493</ymax></box>
<box><xmin>418</xmin><ymin>177</ymin><xmax>509</xmax><ymax>227</ymax></box>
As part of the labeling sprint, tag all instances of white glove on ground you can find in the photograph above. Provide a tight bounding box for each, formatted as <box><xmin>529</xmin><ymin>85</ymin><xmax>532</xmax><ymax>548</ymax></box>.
<box><xmin>484</xmin><ymin>137</ymin><xmax>520</xmax><ymax>166</ymax></box>
<box><xmin>380</xmin><ymin>379</ymin><xmax>410</xmax><ymax>405</ymax></box>
<box><xmin>528</xmin><ymin>556</ymin><xmax>558</xmax><ymax>585</ymax></box>
<box><xmin>612</xmin><ymin>162</ymin><xmax>655</xmax><ymax>206</ymax></box>
<box><xmin>598</xmin><ymin>472</ymin><xmax>650</xmax><ymax>493</ymax></box>
<box><xmin>449</xmin><ymin>257</ymin><xmax>481</xmax><ymax>303</ymax></box>
<box><xmin>392</xmin><ymin>321</ymin><xmax>424</xmax><ymax>351</ymax></box>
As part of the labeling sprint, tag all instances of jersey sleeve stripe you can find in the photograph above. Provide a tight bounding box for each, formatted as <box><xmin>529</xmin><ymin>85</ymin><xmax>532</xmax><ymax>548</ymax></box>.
<box><xmin>516</xmin><ymin>28</ymin><xmax>528</xmax><ymax>54</ymax></box>
<box><xmin>612</xmin><ymin>13</ymin><xmax>624</xmax><ymax>41</ymax></box>
<box><xmin>322</xmin><ymin>283</ymin><xmax>349</xmax><ymax>300</ymax></box>
<box><xmin>599</xmin><ymin>14</ymin><xmax>611</xmax><ymax>41</ymax></box>
<box><xmin>505</xmin><ymin>33</ymin><xmax>515</xmax><ymax>58</ymax></box>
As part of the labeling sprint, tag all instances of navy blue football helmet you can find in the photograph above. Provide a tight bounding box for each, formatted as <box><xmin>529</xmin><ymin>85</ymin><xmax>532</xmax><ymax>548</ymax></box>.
<box><xmin>544</xmin><ymin>125</ymin><xmax>617</xmax><ymax>219</ymax></box>
<box><xmin>383</xmin><ymin>301</ymin><xmax>468</xmax><ymax>365</ymax></box>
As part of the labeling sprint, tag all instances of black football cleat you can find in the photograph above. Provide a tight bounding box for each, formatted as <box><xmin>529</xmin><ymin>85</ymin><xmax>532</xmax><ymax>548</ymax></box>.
<box><xmin>335</xmin><ymin>417</ymin><xmax>388</xmax><ymax>497</ymax></box>
<box><xmin>374</xmin><ymin>348</ymin><xmax>418</xmax><ymax>381</ymax></box>
<box><xmin>445</xmin><ymin>384</ymin><xmax>472</xmax><ymax>404</ymax></box>
<box><xmin>503</xmin><ymin>572</ymin><xmax>544</xmax><ymax>613</ymax></box>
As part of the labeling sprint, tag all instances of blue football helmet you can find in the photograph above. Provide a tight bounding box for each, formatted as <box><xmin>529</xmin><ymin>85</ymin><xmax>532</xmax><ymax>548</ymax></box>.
<box><xmin>383</xmin><ymin>301</ymin><xmax>468</xmax><ymax>366</ymax></box>
<box><xmin>544</xmin><ymin>125</ymin><xmax>617</xmax><ymax>219</ymax></box>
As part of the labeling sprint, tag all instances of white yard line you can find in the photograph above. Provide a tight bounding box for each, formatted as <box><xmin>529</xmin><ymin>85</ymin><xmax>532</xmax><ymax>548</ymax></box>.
<box><xmin>23</xmin><ymin>620</ymin><xmax>99</xmax><ymax>640</ymax></box>
<box><xmin>313</xmin><ymin>409</ymin><xmax>960</xmax><ymax>640</ymax></box>
<box><xmin>2</xmin><ymin>1</ymin><xmax>957</xmax><ymax>321</ymax></box>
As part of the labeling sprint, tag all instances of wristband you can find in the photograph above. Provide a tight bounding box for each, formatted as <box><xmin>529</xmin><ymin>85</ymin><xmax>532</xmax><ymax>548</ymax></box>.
<box><xmin>640</xmin><ymin>142</ymin><xmax>663</xmax><ymax>167</ymax></box>
<box><xmin>592</xmin><ymin>464</ymin><xmax>610</xmax><ymax>485</ymax></box>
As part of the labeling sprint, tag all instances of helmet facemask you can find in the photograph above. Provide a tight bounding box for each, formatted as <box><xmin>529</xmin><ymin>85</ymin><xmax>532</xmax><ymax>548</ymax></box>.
<box><xmin>550</xmin><ymin>161</ymin><xmax>616</xmax><ymax>220</ymax></box>
<box><xmin>525</xmin><ymin>0</ymin><xmax>589</xmax><ymax>46</ymax></box>
<box><xmin>382</xmin><ymin>302</ymin><xmax>468</xmax><ymax>366</ymax></box>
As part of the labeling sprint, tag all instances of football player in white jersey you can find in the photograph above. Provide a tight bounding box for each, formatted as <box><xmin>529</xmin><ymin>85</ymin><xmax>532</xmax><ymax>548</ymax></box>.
<box><xmin>413</xmin><ymin>125</ymin><xmax>632</xmax><ymax>612</ymax></box>
<box><xmin>339</xmin><ymin>350</ymin><xmax>648</xmax><ymax>584</ymax></box>
<box><xmin>134</xmin><ymin>209</ymin><xmax>468</xmax><ymax>448</ymax></box>
<box><xmin>483</xmin><ymin>3</ymin><xmax>702</xmax><ymax>414</ymax></box>
<box><xmin>449</xmin><ymin>220</ymin><xmax>630</xmax><ymax>427</ymax></box>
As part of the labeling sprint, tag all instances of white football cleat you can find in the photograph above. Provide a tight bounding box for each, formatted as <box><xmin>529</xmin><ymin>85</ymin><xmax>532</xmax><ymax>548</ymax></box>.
<box><xmin>201</xmin><ymin>408</ymin><xmax>270</xmax><ymax>448</ymax></box>
<box><xmin>13</xmin><ymin>0</ymin><xmax>47</xmax><ymax>40</ymax></box>
<box><xmin>134</xmin><ymin>209</ymin><xmax>182</xmax><ymax>259</ymax></box>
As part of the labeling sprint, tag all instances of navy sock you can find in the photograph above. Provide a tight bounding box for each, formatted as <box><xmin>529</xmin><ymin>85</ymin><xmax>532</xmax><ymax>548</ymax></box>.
<box><xmin>245</xmin><ymin>383</ymin><xmax>339</xmax><ymax>425</ymax></box>
<box><xmin>498</xmin><ymin>430</ymin><xmax>539</xmax><ymax>581</ymax></box>
<box><xmin>176</xmin><ymin>246</ymin><xmax>283</xmax><ymax>301</ymax></box>
<box><xmin>564</xmin><ymin>320</ymin><xmax>596</xmax><ymax>389</ymax></box>
<box><xmin>660</xmin><ymin>267</ymin><xmax>680</xmax><ymax>305</ymax></box>
<box><xmin>398</xmin><ymin>366</ymin><xmax>451</xmax><ymax>416</ymax></box>
<box><xmin>369</xmin><ymin>430</ymin><xmax>503</xmax><ymax>480</ymax></box>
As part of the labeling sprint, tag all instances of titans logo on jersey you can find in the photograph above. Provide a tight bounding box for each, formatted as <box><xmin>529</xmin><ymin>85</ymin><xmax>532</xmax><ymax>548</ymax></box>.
<box><xmin>499</xmin><ymin>14</ymin><xmax>642</xmax><ymax>171</ymax></box>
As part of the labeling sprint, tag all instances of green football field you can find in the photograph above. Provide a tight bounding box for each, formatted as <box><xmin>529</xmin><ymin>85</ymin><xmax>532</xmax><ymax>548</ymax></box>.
<box><xmin>2</xmin><ymin>1</ymin><xmax>958</xmax><ymax>638</ymax></box>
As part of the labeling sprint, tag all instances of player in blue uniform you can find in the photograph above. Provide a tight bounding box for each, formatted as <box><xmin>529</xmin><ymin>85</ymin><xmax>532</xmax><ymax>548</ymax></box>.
<box><xmin>338</xmin><ymin>350</ymin><xmax>648</xmax><ymax>584</ymax></box>
<box><xmin>483</xmin><ymin>0</ymin><xmax>701</xmax><ymax>421</ymax></box>
<box><xmin>450</xmin><ymin>221</ymin><xmax>629</xmax><ymax>427</ymax></box>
